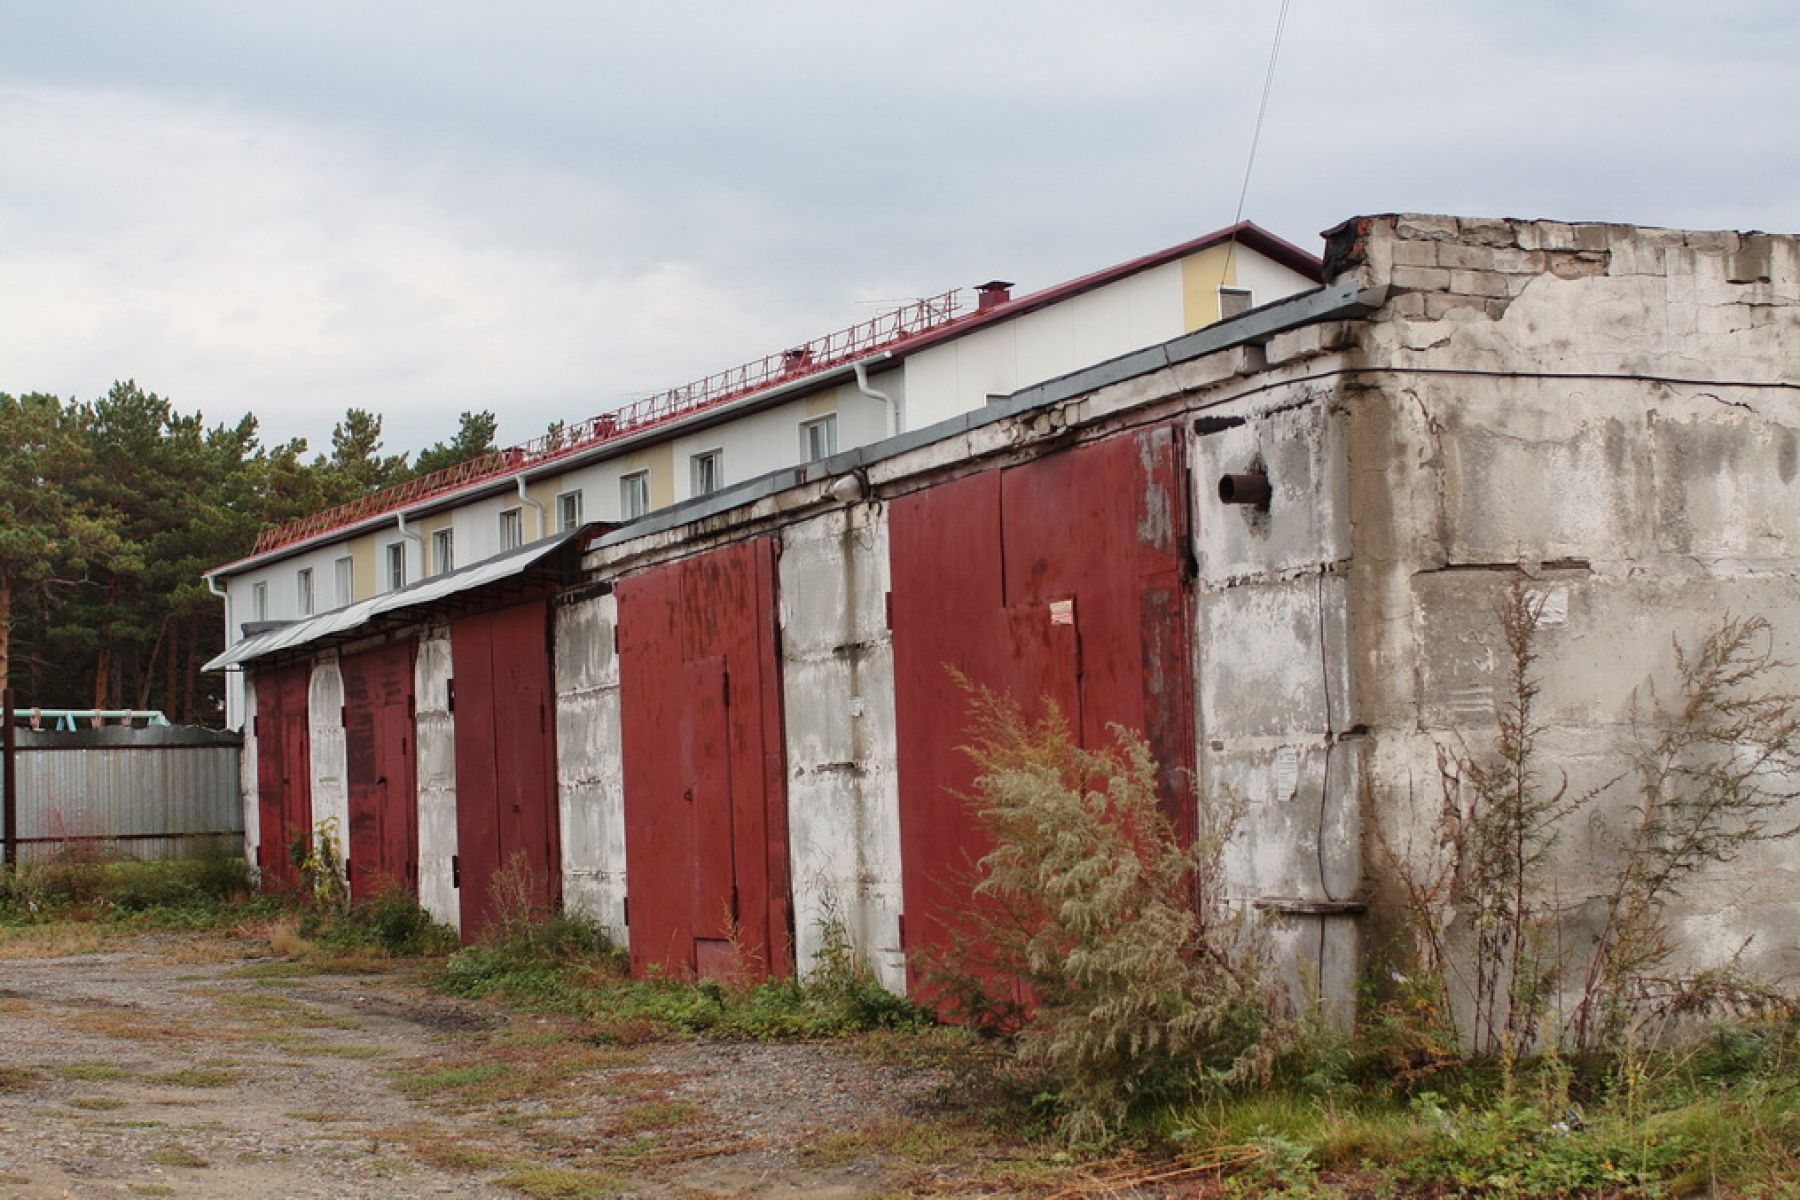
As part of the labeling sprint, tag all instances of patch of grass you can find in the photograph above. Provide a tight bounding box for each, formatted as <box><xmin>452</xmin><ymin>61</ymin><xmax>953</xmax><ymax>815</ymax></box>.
<box><xmin>609</xmin><ymin>1100</ymin><xmax>696</xmax><ymax>1134</ymax></box>
<box><xmin>147</xmin><ymin>1067</ymin><xmax>240</xmax><ymax>1088</ymax></box>
<box><xmin>147</xmin><ymin>1145</ymin><xmax>209</xmax><ymax>1168</ymax></box>
<box><xmin>54</xmin><ymin>1060</ymin><xmax>128</xmax><ymax>1082</ymax></box>
<box><xmin>799</xmin><ymin>1117</ymin><xmax>995</xmax><ymax>1167</ymax></box>
<box><xmin>67</xmin><ymin>1096</ymin><xmax>128</xmax><ymax>1111</ymax></box>
<box><xmin>286</xmin><ymin>1110</ymin><xmax>358</xmax><ymax>1123</ymax></box>
<box><xmin>494</xmin><ymin>1165</ymin><xmax>622</xmax><ymax>1199</ymax></box>
<box><xmin>394</xmin><ymin>1064</ymin><xmax>511</xmax><ymax>1094</ymax></box>
<box><xmin>129</xmin><ymin>1186</ymin><xmax>176</xmax><ymax>1197</ymax></box>
<box><xmin>227</xmin><ymin>956</ymin><xmax>395</xmax><ymax>979</ymax></box>
<box><xmin>303</xmin><ymin>887</ymin><xmax>458</xmax><ymax>958</ymax></box>
<box><xmin>317</xmin><ymin>1043</ymin><xmax>385</xmax><ymax>1059</ymax></box>
<box><xmin>0</xmin><ymin>1066</ymin><xmax>42</xmax><ymax>1092</ymax></box>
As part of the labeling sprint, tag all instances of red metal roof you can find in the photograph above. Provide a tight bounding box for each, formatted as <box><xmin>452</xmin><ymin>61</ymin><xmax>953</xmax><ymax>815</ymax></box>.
<box><xmin>221</xmin><ymin>222</ymin><xmax>1321</xmax><ymax>574</ymax></box>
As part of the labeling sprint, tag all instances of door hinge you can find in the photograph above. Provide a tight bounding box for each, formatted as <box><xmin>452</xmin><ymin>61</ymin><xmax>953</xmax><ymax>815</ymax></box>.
<box><xmin>451</xmin><ymin>854</ymin><xmax>460</xmax><ymax>888</ymax></box>
<box><xmin>446</xmin><ymin>679</ymin><xmax>455</xmax><ymax>713</ymax></box>
<box><xmin>884</xmin><ymin>591</ymin><xmax>894</xmax><ymax>629</ymax></box>
<box><xmin>622</xmin><ymin>895</ymin><xmax>630</xmax><ymax>926</ymax></box>
<box><xmin>252</xmin><ymin>716</ymin><xmax>260</xmax><ymax>737</ymax></box>
<box><xmin>896</xmin><ymin>912</ymin><xmax>906</xmax><ymax>948</ymax></box>
<box><xmin>345</xmin><ymin>859</ymin><xmax>353</xmax><ymax>883</ymax></box>
<box><xmin>340</xmin><ymin>705</ymin><xmax>347</xmax><ymax>728</ymax></box>
<box><xmin>407</xmin><ymin>693</ymin><xmax>415</xmax><ymax>719</ymax></box>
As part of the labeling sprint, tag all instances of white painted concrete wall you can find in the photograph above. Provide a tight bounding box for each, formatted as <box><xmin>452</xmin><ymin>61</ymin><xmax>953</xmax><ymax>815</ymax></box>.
<box><xmin>240</xmin><ymin>674</ymin><xmax>259</xmax><ymax>869</ymax></box>
<box><xmin>554</xmin><ymin>592</ymin><xmax>628</xmax><ymax>945</ymax></box>
<box><xmin>778</xmin><ymin>504</ymin><xmax>906</xmax><ymax>991</ymax></box>
<box><xmin>306</xmin><ymin>658</ymin><xmax>349</xmax><ymax>873</ymax></box>
<box><xmin>414</xmin><ymin>627</ymin><xmax>460</xmax><ymax>930</ymax></box>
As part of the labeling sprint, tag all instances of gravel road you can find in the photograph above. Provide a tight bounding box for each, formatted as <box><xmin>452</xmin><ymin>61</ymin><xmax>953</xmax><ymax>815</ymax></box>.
<box><xmin>0</xmin><ymin>934</ymin><xmax>977</xmax><ymax>1199</ymax></box>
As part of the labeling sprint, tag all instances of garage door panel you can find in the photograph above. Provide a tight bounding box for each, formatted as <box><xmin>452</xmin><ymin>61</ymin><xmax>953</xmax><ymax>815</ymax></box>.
<box><xmin>254</xmin><ymin>664</ymin><xmax>312</xmax><ymax>892</ymax></box>
<box><xmin>342</xmin><ymin>641</ymin><xmax>418</xmax><ymax>904</ymax></box>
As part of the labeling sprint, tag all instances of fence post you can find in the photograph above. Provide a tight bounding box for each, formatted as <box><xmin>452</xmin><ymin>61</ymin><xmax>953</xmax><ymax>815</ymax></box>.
<box><xmin>3</xmin><ymin>687</ymin><xmax>15</xmax><ymax>868</ymax></box>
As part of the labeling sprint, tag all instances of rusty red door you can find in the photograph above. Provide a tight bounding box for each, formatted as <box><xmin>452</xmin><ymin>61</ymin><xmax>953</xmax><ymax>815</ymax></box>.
<box><xmin>254</xmin><ymin>663</ymin><xmax>312</xmax><ymax>892</ymax></box>
<box><xmin>616</xmin><ymin>537</ymin><xmax>792</xmax><ymax>981</ymax></box>
<box><xmin>450</xmin><ymin>600</ymin><xmax>562</xmax><ymax>939</ymax></box>
<box><xmin>890</xmin><ymin>425</ymin><xmax>1193</xmax><ymax>997</ymax></box>
<box><xmin>342</xmin><ymin>641</ymin><xmax>419</xmax><ymax>903</ymax></box>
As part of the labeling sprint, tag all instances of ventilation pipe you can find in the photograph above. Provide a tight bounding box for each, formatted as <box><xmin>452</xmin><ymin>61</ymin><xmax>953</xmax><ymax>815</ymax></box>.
<box><xmin>854</xmin><ymin>361</ymin><xmax>898</xmax><ymax>438</ymax></box>
<box><xmin>1218</xmin><ymin>472</ymin><xmax>1271</xmax><ymax>511</ymax></box>
<box><xmin>516</xmin><ymin>475</ymin><xmax>547</xmax><ymax>540</ymax></box>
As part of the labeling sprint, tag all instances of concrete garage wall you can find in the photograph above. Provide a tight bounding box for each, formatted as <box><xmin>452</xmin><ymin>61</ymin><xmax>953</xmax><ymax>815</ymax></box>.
<box><xmin>1188</xmin><ymin>395</ymin><xmax>1360</xmax><ymax>1018</ymax></box>
<box><xmin>414</xmin><ymin>628</ymin><xmax>460</xmax><ymax>930</ymax></box>
<box><xmin>555</xmin><ymin>591</ymin><xmax>628</xmax><ymax>945</ymax></box>
<box><xmin>240</xmin><ymin>674</ymin><xmax>259</xmax><ymax>868</ymax></box>
<box><xmin>778</xmin><ymin>504</ymin><xmax>905</xmax><ymax>991</ymax></box>
<box><xmin>1336</xmin><ymin>215</ymin><xmax>1800</xmax><ymax>996</ymax></box>
<box><xmin>307</xmin><ymin>658</ymin><xmax>348</xmax><ymax>853</ymax></box>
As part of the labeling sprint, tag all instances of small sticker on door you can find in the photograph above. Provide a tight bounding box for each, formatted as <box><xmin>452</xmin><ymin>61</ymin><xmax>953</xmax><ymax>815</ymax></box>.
<box><xmin>1049</xmin><ymin>599</ymin><xmax>1076</xmax><ymax>626</ymax></box>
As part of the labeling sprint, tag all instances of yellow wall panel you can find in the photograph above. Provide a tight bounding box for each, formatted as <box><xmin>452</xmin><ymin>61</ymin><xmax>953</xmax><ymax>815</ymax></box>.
<box><xmin>1181</xmin><ymin>244</ymin><xmax>1238</xmax><ymax>332</ymax></box>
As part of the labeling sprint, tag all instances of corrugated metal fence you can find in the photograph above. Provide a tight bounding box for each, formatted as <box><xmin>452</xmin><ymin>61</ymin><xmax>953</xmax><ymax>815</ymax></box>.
<box><xmin>6</xmin><ymin>726</ymin><xmax>243</xmax><ymax>863</ymax></box>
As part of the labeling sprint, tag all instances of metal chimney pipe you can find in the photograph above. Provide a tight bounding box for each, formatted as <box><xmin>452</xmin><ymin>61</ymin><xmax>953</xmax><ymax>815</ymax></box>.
<box><xmin>1218</xmin><ymin>472</ymin><xmax>1271</xmax><ymax>510</ymax></box>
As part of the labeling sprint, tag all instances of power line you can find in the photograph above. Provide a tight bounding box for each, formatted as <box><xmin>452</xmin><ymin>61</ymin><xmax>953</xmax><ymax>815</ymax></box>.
<box><xmin>1222</xmin><ymin>0</ymin><xmax>1294</xmax><ymax>286</ymax></box>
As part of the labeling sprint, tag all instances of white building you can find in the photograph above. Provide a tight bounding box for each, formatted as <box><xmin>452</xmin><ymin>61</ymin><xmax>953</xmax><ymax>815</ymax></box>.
<box><xmin>205</xmin><ymin>222</ymin><xmax>1322</xmax><ymax>728</ymax></box>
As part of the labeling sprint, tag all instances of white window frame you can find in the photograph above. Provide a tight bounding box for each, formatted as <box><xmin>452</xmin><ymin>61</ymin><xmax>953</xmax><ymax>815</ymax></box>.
<box><xmin>557</xmin><ymin>490</ymin><xmax>583</xmax><ymax>532</ymax></box>
<box><xmin>334</xmin><ymin>556</ymin><xmax>354</xmax><ymax>607</ymax></box>
<box><xmin>252</xmin><ymin>581</ymin><xmax>268</xmax><ymax>622</ymax></box>
<box><xmin>1218</xmin><ymin>286</ymin><xmax>1253</xmax><ymax>319</ymax></box>
<box><xmin>801</xmin><ymin>413</ymin><xmax>838</xmax><ymax>462</ymax></box>
<box><xmin>690</xmin><ymin>449</ymin><xmax>722</xmax><ymax>497</ymax></box>
<box><xmin>619</xmin><ymin>471</ymin><xmax>649</xmax><ymax>520</ymax></box>
<box><xmin>498</xmin><ymin>507</ymin><xmax>524</xmax><ymax>551</ymax></box>
<box><xmin>386</xmin><ymin>542</ymin><xmax>406</xmax><ymax>592</ymax></box>
<box><xmin>296</xmin><ymin>568</ymin><xmax>314</xmax><ymax>617</ymax></box>
<box><xmin>431</xmin><ymin>528</ymin><xmax>454</xmax><ymax>576</ymax></box>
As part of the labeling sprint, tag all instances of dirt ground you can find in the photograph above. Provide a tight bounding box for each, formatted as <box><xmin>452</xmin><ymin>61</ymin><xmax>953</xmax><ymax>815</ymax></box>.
<box><xmin>0</xmin><ymin>933</ymin><xmax>1033</xmax><ymax>1200</ymax></box>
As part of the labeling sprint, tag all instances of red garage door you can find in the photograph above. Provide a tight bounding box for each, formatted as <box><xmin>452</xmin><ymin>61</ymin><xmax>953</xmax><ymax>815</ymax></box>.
<box><xmin>254</xmin><ymin>663</ymin><xmax>313</xmax><ymax>892</ymax></box>
<box><xmin>617</xmin><ymin>537</ymin><xmax>792</xmax><ymax>982</ymax></box>
<box><xmin>342</xmin><ymin>641</ymin><xmax>419</xmax><ymax>903</ymax></box>
<box><xmin>450</xmin><ymin>600</ymin><xmax>561</xmax><ymax>939</ymax></box>
<box><xmin>890</xmin><ymin>425</ymin><xmax>1193</xmax><ymax>997</ymax></box>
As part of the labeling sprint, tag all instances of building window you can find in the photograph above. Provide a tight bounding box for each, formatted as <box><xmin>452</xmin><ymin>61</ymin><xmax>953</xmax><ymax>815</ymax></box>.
<box><xmin>334</xmin><ymin>556</ymin><xmax>354</xmax><ymax>606</ymax></box>
<box><xmin>1218</xmin><ymin>286</ymin><xmax>1253</xmax><ymax>319</ymax></box>
<box><xmin>691</xmin><ymin>450</ymin><xmax>722</xmax><ymax>496</ymax></box>
<box><xmin>296</xmin><ymin>568</ymin><xmax>314</xmax><ymax>617</ymax></box>
<box><xmin>620</xmin><ymin>471</ymin><xmax>649</xmax><ymax>520</ymax></box>
<box><xmin>431</xmin><ymin>528</ymin><xmax>454</xmax><ymax>576</ymax></box>
<box><xmin>386</xmin><ymin>542</ymin><xmax>406</xmax><ymax>591</ymax></box>
<box><xmin>499</xmin><ymin>507</ymin><xmax>524</xmax><ymax>551</ymax></box>
<box><xmin>557</xmin><ymin>490</ymin><xmax>582</xmax><ymax>532</ymax></box>
<box><xmin>801</xmin><ymin>414</ymin><xmax>837</xmax><ymax>462</ymax></box>
<box><xmin>252</xmin><ymin>582</ymin><xmax>268</xmax><ymax>622</ymax></box>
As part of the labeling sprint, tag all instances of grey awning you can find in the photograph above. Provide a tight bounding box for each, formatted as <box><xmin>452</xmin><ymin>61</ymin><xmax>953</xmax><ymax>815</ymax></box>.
<box><xmin>204</xmin><ymin>525</ymin><xmax>596</xmax><ymax>672</ymax></box>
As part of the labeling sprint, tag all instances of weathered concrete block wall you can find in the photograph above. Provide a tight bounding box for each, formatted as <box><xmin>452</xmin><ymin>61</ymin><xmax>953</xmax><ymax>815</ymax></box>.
<box><xmin>1188</xmin><ymin>388</ymin><xmax>1360</xmax><ymax>1014</ymax></box>
<box><xmin>1339</xmin><ymin>214</ymin><xmax>1800</xmax><ymax>990</ymax></box>
<box><xmin>240</xmin><ymin>674</ymin><xmax>259</xmax><ymax>869</ymax></box>
<box><xmin>414</xmin><ymin>627</ymin><xmax>459</xmax><ymax>930</ymax></box>
<box><xmin>555</xmin><ymin>591</ymin><xmax>628</xmax><ymax>945</ymax></box>
<box><xmin>307</xmin><ymin>658</ymin><xmax>348</xmax><ymax>858</ymax></box>
<box><xmin>778</xmin><ymin>504</ymin><xmax>905</xmax><ymax>991</ymax></box>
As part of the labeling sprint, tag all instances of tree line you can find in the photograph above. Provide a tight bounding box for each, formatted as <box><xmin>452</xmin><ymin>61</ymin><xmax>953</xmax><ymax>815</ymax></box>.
<box><xmin>0</xmin><ymin>382</ymin><xmax>500</xmax><ymax>726</ymax></box>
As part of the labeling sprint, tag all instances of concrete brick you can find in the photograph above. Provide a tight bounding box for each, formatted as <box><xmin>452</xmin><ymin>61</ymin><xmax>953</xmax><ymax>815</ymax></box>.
<box><xmin>1389</xmin><ymin>240</ymin><xmax>1441</xmax><ymax>268</ymax></box>
<box><xmin>1394</xmin><ymin>213</ymin><xmax>1460</xmax><ymax>241</ymax></box>
<box><xmin>1449</xmin><ymin>270</ymin><xmax>1514</xmax><ymax>298</ymax></box>
<box><xmin>1437</xmin><ymin>243</ymin><xmax>1499</xmax><ymax>271</ymax></box>
<box><xmin>1424</xmin><ymin>292</ymin><xmax>1491</xmax><ymax>320</ymax></box>
<box><xmin>1490</xmin><ymin>247</ymin><xmax>1548</xmax><ymax>274</ymax></box>
<box><xmin>1516</xmin><ymin>221</ymin><xmax>1579</xmax><ymax>252</ymax></box>
<box><xmin>1457</xmin><ymin>216</ymin><xmax>1519</xmax><ymax>247</ymax></box>
<box><xmin>1390</xmin><ymin>265</ymin><xmax>1451</xmax><ymax>291</ymax></box>
<box><xmin>1548</xmin><ymin>250</ymin><xmax>1610</xmax><ymax>279</ymax></box>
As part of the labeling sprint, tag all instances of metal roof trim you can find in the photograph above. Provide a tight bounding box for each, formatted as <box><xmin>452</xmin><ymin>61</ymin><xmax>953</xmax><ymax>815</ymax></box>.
<box><xmin>203</xmin><ymin>524</ymin><xmax>598</xmax><ymax>672</ymax></box>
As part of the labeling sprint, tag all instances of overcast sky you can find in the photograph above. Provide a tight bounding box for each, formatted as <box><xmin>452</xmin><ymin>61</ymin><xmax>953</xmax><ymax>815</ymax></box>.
<box><xmin>3</xmin><ymin>2</ymin><xmax>1796</xmax><ymax>454</ymax></box>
